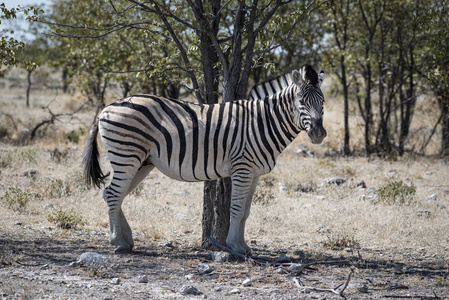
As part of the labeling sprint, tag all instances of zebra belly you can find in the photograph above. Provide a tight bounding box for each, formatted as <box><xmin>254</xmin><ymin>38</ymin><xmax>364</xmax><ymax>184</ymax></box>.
<box><xmin>149</xmin><ymin>154</ymin><xmax>232</xmax><ymax>182</ymax></box>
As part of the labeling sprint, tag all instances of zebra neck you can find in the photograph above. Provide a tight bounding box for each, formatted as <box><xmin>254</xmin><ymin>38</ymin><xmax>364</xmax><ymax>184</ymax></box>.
<box><xmin>263</xmin><ymin>88</ymin><xmax>302</xmax><ymax>148</ymax></box>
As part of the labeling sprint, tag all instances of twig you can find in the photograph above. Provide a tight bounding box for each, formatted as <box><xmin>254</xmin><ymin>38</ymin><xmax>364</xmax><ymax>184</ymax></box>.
<box><xmin>384</xmin><ymin>294</ymin><xmax>441</xmax><ymax>299</ymax></box>
<box><xmin>293</xmin><ymin>268</ymin><xmax>354</xmax><ymax>299</ymax></box>
<box><xmin>15</xmin><ymin>260</ymin><xmax>44</xmax><ymax>267</ymax></box>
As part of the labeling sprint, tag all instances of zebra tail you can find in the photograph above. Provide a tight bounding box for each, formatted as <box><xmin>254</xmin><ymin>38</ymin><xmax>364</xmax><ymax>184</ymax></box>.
<box><xmin>82</xmin><ymin>122</ymin><xmax>109</xmax><ymax>188</ymax></box>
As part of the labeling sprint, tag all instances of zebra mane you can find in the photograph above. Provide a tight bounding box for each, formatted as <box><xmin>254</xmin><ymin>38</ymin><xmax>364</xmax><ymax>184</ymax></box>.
<box><xmin>248</xmin><ymin>73</ymin><xmax>293</xmax><ymax>101</ymax></box>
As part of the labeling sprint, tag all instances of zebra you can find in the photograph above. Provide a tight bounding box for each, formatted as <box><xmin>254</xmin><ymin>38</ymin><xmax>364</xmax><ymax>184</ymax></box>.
<box><xmin>83</xmin><ymin>64</ymin><xmax>326</xmax><ymax>254</ymax></box>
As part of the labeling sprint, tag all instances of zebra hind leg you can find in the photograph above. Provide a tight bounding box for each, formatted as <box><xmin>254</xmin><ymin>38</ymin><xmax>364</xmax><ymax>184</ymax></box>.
<box><xmin>104</xmin><ymin>163</ymin><xmax>153</xmax><ymax>254</ymax></box>
<box><xmin>120</xmin><ymin>163</ymin><xmax>154</xmax><ymax>250</ymax></box>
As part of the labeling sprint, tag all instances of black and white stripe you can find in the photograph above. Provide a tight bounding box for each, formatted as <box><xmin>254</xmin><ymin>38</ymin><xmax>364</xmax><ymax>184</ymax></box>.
<box><xmin>83</xmin><ymin>64</ymin><xmax>326</xmax><ymax>254</ymax></box>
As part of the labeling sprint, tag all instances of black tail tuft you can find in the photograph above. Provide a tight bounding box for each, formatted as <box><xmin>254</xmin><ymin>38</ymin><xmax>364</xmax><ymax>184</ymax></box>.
<box><xmin>82</xmin><ymin>123</ymin><xmax>109</xmax><ymax>188</ymax></box>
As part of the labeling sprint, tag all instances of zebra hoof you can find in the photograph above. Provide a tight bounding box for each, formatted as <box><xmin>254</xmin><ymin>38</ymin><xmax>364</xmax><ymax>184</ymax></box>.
<box><xmin>114</xmin><ymin>246</ymin><xmax>132</xmax><ymax>254</ymax></box>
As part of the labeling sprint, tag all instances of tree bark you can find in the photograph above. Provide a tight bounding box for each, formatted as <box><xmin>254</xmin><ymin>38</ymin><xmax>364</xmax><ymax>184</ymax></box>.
<box><xmin>26</xmin><ymin>69</ymin><xmax>33</xmax><ymax>108</ymax></box>
<box><xmin>341</xmin><ymin>55</ymin><xmax>350</xmax><ymax>156</ymax></box>
<box><xmin>441</xmin><ymin>97</ymin><xmax>449</xmax><ymax>156</ymax></box>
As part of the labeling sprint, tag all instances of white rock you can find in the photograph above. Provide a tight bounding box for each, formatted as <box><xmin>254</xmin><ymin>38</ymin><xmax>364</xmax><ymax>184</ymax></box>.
<box><xmin>288</xmin><ymin>263</ymin><xmax>303</xmax><ymax>272</ymax></box>
<box><xmin>77</xmin><ymin>252</ymin><xmax>111</xmax><ymax>266</ymax></box>
<box><xmin>229</xmin><ymin>288</ymin><xmax>241</xmax><ymax>294</ymax></box>
<box><xmin>180</xmin><ymin>285</ymin><xmax>202</xmax><ymax>295</ymax></box>
<box><xmin>185</xmin><ymin>274</ymin><xmax>195</xmax><ymax>280</ymax></box>
<box><xmin>197</xmin><ymin>263</ymin><xmax>213</xmax><ymax>274</ymax></box>
<box><xmin>210</xmin><ymin>251</ymin><xmax>229</xmax><ymax>262</ymax></box>
<box><xmin>428</xmin><ymin>194</ymin><xmax>438</xmax><ymax>200</ymax></box>
<box><xmin>110</xmin><ymin>278</ymin><xmax>120</xmax><ymax>285</ymax></box>
<box><xmin>242</xmin><ymin>278</ymin><xmax>252</xmax><ymax>287</ymax></box>
<box><xmin>137</xmin><ymin>275</ymin><xmax>148</xmax><ymax>283</ymax></box>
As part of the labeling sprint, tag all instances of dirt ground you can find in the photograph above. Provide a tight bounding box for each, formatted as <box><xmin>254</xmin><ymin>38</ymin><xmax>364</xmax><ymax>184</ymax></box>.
<box><xmin>1</xmin><ymin>197</ymin><xmax>448</xmax><ymax>299</ymax></box>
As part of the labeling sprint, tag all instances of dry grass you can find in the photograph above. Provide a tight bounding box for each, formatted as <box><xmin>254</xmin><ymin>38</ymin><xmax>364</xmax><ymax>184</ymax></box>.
<box><xmin>0</xmin><ymin>68</ymin><xmax>448</xmax><ymax>264</ymax></box>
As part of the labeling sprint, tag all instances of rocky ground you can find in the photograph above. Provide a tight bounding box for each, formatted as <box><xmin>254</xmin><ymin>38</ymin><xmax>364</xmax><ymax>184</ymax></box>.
<box><xmin>1</xmin><ymin>212</ymin><xmax>448</xmax><ymax>300</ymax></box>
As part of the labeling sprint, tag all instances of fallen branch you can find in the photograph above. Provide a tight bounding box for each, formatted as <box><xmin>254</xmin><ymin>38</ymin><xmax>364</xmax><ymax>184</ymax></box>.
<box><xmin>384</xmin><ymin>291</ymin><xmax>442</xmax><ymax>299</ymax></box>
<box><xmin>293</xmin><ymin>268</ymin><xmax>354</xmax><ymax>299</ymax></box>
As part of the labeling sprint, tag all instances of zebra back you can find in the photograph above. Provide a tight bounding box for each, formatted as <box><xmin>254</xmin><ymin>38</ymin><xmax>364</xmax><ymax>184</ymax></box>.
<box><xmin>249</xmin><ymin>73</ymin><xmax>293</xmax><ymax>101</ymax></box>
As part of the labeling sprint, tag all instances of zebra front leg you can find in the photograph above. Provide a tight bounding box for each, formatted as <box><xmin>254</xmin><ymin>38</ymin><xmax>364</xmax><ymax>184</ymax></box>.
<box><xmin>237</xmin><ymin>176</ymin><xmax>260</xmax><ymax>253</ymax></box>
<box><xmin>226</xmin><ymin>173</ymin><xmax>255</xmax><ymax>254</ymax></box>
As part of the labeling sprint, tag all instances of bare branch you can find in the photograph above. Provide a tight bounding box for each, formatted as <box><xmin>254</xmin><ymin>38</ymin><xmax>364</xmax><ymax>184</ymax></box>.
<box><xmin>293</xmin><ymin>268</ymin><xmax>354</xmax><ymax>298</ymax></box>
<box><xmin>127</xmin><ymin>0</ymin><xmax>199</xmax><ymax>31</ymax></box>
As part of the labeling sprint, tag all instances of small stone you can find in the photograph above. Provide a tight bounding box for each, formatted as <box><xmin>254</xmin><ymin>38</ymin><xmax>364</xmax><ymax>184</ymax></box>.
<box><xmin>110</xmin><ymin>278</ymin><xmax>120</xmax><ymax>285</ymax></box>
<box><xmin>229</xmin><ymin>288</ymin><xmax>241</xmax><ymax>294</ymax></box>
<box><xmin>197</xmin><ymin>263</ymin><xmax>213</xmax><ymax>274</ymax></box>
<box><xmin>210</xmin><ymin>251</ymin><xmax>229</xmax><ymax>263</ymax></box>
<box><xmin>321</xmin><ymin>177</ymin><xmax>346</xmax><ymax>186</ymax></box>
<box><xmin>214</xmin><ymin>286</ymin><xmax>222</xmax><ymax>292</ymax></box>
<box><xmin>357</xmin><ymin>284</ymin><xmax>369</xmax><ymax>293</ymax></box>
<box><xmin>417</xmin><ymin>210</ymin><xmax>431</xmax><ymax>218</ymax></box>
<box><xmin>160</xmin><ymin>240</ymin><xmax>174</xmax><ymax>248</ymax></box>
<box><xmin>288</xmin><ymin>263</ymin><xmax>304</xmax><ymax>272</ymax></box>
<box><xmin>317</xmin><ymin>224</ymin><xmax>331</xmax><ymax>234</ymax></box>
<box><xmin>104</xmin><ymin>296</ymin><xmax>113</xmax><ymax>300</ymax></box>
<box><xmin>137</xmin><ymin>275</ymin><xmax>148</xmax><ymax>283</ymax></box>
<box><xmin>356</xmin><ymin>180</ymin><xmax>367</xmax><ymax>188</ymax></box>
<box><xmin>428</xmin><ymin>194</ymin><xmax>438</xmax><ymax>200</ymax></box>
<box><xmin>180</xmin><ymin>285</ymin><xmax>202</xmax><ymax>295</ymax></box>
<box><xmin>344</xmin><ymin>247</ymin><xmax>353</xmax><ymax>252</ymax></box>
<box><xmin>242</xmin><ymin>278</ymin><xmax>252</xmax><ymax>287</ymax></box>
<box><xmin>185</xmin><ymin>274</ymin><xmax>195</xmax><ymax>280</ymax></box>
<box><xmin>23</xmin><ymin>169</ymin><xmax>39</xmax><ymax>177</ymax></box>
<box><xmin>278</xmin><ymin>183</ymin><xmax>288</xmax><ymax>192</ymax></box>
<box><xmin>437</xmin><ymin>203</ymin><xmax>446</xmax><ymax>210</ymax></box>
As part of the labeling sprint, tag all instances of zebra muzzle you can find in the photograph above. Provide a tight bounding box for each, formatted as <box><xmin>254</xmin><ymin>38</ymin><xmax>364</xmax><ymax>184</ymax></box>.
<box><xmin>307</xmin><ymin>122</ymin><xmax>327</xmax><ymax>144</ymax></box>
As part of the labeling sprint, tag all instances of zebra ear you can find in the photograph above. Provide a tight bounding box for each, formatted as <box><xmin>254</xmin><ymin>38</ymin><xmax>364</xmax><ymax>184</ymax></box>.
<box><xmin>292</xmin><ymin>69</ymin><xmax>304</xmax><ymax>86</ymax></box>
<box><xmin>318</xmin><ymin>70</ymin><xmax>325</xmax><ymax>87</ymax></box>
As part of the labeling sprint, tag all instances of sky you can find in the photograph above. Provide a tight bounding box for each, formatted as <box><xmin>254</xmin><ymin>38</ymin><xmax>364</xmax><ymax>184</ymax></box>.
<box><xmin>1</xmin><ymin>0</ymin><xmax>50</xmax><ymax>41</ymax></box>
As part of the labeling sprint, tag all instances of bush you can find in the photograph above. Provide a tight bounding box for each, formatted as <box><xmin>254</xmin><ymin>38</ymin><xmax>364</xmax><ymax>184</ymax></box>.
<box><xmin>1</xmin><ymin>186</ymin><xmax>36</xmax><ymax>211</ymax></box>
<box><xmin>15</xmin><ymin>147</ymin><xmax>37</xmax><ymax>162</ymax></box>
<box><xmin>376</xmin><ymin>180</ymin><xmax>416</xmax><ymax>205</ymax></box>
<box><xmin>66</xmin><ymin>127</ymin><xmax>85</xmax><ymax>144</ymax></box>
<box><xmin>0</xmin><ymin>150</ymin><xmax>12</xmax><ymax>168</ymax></box>
<box><xmin>0</xmin><ymin>125</ymin><xmax>8</xmax><ymax>139</ymax></box>
<box><xmin>47</xmin><ymin>206</ymin><xmax>86</xmax><ymax>229</ymax></box>
<box><xmin>322</xmin><ymin>232</ymin><xmax>359</xmax><ymax>251</ymax></box>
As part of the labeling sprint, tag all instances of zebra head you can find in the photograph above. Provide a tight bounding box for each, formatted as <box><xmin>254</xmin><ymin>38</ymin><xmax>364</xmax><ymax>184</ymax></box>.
<box><xmin>291</xmin><ymin>65</ymin><xmax>327</xmax><ymax>144</ymax></box>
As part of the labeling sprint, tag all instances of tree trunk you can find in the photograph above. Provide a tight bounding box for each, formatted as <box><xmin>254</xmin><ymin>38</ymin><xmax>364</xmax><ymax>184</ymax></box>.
<box><xmin>441</xmin><ymin>97</ymin><xmax>449</xmax><ymax>156</ymax></box>
<box><xmin>364</xmin><ymin>63</ymin><xmax>373</xmax><ymax>155</ymax></box>
<box><xmin>26</xmin><ymin>69</ymin><xmax>33</xmax><ymax>108</ymax></box>
<box><xmin>341</xmin><ymin>55</ymin><xmax>350</xmax><ymax>156</ymax></box>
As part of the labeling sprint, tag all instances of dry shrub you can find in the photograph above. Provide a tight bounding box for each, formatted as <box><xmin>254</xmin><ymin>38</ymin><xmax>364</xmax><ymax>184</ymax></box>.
<box><xmin>253</xmin><ymin>176</ymin><xmax>276</xmax><ymax>206</ymax></box>
<box><xmin>1</xmin><ymin>186</ymin><xmax>37</xmax><ymax>211</ymax></box>
<box><xmin>0</xmin><ymin>150</ymin><xmax>12</xmax><ymax>168</ymax></box>
<box><xmin>47</xmin><ymin>206</ymin><xmax>86</xmax><ymax>229</ymax></box>
<box><xmin>322</xmin><ymin>231</ymin><xmax>360</xmax><ymax>251</ymax></box>
<box><xmin>376</xmin><ymin>180</ymin><xmax>416</xmax><ymax>205</ymax></box>
<box><xmin>0</xmin><ymin>248</ymin><xmax>15</xmax><ymax>266</ymax></box>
